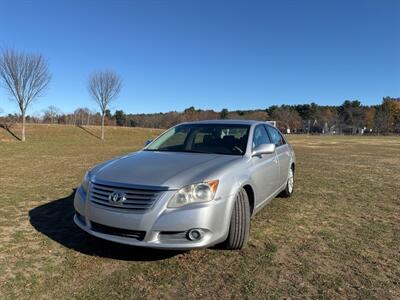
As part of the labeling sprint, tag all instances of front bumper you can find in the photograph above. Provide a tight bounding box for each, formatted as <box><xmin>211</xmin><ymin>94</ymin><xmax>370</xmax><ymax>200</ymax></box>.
<box><xmin>73</xmin><ymin>186</ymin><xmax>234</xmax><ymax>250</ymax></box>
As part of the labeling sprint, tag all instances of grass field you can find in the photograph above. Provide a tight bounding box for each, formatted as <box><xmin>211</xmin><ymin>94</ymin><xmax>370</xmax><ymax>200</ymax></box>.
<box><xmin>0</xmin><ymin>124</ymin><xmax>399</xmax><ymax>299</ymax></box>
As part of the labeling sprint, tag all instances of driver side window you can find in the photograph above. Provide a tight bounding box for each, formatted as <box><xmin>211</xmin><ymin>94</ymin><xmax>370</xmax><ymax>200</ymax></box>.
<box><xmin>252</xmin><ymin>125</ymin><xmax>271</xmax><ymax>149</ymax></box>
<box><xmin>265</xmin><ymin>125</ymin><xmax>285</xmax><ymax>147</ymax></box>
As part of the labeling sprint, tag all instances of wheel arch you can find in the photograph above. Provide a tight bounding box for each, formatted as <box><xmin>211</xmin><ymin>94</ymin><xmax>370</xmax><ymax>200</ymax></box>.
<box><xmin>242</xmin><ymin>184</ymin><xmax>255</xmax><ymax>216</ymax></box>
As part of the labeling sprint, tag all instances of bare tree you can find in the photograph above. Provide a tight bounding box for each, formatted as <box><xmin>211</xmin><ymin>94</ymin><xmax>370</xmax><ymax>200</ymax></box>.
<box><xmin>271</xmin><ymin>107</ymin><xmax>302</xmax><ymax>133</ymax></box>
<box><xmin>88</xmin><ymin>70</ymin><xmax>122</xmax><ymax>140</ymax></box>
<box><xmin>73</xmin><ymin>107</ymin><xmax>93</xmax><ymax>126</ymax></box>
<box><xmin>43</xmin><ymin>105</ymin><xmax>61</xmax><ymax>124</ymax></box>
<box><xmin>0</xmin><ymin>49</ymin><xmax>51</xmax><ymax>141</ymax></box>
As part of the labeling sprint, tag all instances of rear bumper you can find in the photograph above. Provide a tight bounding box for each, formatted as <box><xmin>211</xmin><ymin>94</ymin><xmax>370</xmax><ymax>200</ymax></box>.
<box><xmin>73</xmin><ymin>186</ymin><xmax>234</xmax><ymax>250</ymax></box>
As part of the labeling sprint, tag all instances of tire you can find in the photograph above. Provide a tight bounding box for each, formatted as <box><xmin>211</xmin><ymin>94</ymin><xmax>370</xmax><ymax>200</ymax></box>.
<box><xmin>280</xmin><ymin>166</ymin><xmax>294</xmax><ymax>198</ymax></box>
<box><xmin>224</xmin><ymin>188</ymin><xmax>250</xmax><ymax>250</ymax></box>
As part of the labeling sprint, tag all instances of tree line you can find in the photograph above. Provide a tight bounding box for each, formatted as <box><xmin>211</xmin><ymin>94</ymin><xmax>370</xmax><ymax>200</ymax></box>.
<box><xmin>3</xmin><ymin>98</ymin><xmax>399</xmax><ymax>136</ymax></box>
<box><xmin>110</xmin><ymin>98</ymin><xmax>400</xmax><ymax>134</ymax></box>
<box><xmin>0</xmin><ymin>49</ymin><xmax>399</xmax><ymax>141</ymax></box>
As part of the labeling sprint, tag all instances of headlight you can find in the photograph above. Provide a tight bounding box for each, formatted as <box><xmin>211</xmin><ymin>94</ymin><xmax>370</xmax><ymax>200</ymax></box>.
<box><xmin>81</xmin><ymin>172</ymin><xmax>90</xmax><ymax>193</ymax></box>
<box><xmin>168</xmin><ymin>180</ymin><xmax>219</xmax><ymax>208</ymax></box>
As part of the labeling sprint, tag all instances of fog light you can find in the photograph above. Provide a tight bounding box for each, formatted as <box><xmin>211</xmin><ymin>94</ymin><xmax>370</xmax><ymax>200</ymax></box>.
<box><xmin>187</xmin><ymin>229</ymin><xmax>203</xmax><ymax>241</ymax></box>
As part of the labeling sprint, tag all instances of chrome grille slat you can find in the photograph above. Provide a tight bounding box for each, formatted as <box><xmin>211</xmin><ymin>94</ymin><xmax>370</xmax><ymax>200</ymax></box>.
<box><xmin>92</xmin><ymin>190</ymin><xmax>154</xmax><ymax>201</ymax></box>
<box><xmin>91</xmin><ymin>198</ymin><xmax>150</xmax><ymax>209</ymax></box>
<box><xmin>89</xmin><ymin>182</ymin><xmax>160</xmax><ymax>211</ymax></box>
<box><xmin>94</xmin><ymin>189</ymin><xmax>156</xmax><ymax>198</ymax></box>
<box><xmin>93</xmin><ymin>185</ymin><xmax>157</xmax><ymax>196</ymax></box>
<box><xmin>91</xmin><ymin>195</ymin><xmax>151</xmax><ymax>206</ymax></box>
<box><xmin>91</xmin><ymin>192</ymin><xmax>153</xmax><ymax>203</ymax></box>
<box><xmin>125</xmin><ymin>193</ymin><xmax>156</xmax><ymax>197</ymax></box>
<box><xmin>91</xmin><ymin>190</ymin><xmax>112</xmax><ymax>196</ymax></box>
<box><xmin>122</xmin><ymin>199</ymin><xmax>153</xmax><ymax>204</ymax></box>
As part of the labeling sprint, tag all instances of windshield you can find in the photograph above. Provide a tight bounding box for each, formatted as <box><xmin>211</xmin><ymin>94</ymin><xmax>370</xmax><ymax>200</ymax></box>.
<box><xmin>145</xmin><ymin>124</ymin><xmax>250</xmax><ymax>155</ymax></box>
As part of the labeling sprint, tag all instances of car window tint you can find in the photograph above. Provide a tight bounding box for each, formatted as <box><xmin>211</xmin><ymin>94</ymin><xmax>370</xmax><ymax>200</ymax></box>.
<box><xmin>194</xmin><ymin>132</ymin><xmax>207</xmax><ymax>144</ymax></box>
<box><xmin>146</xmin><ymin>124</ymin><xmax>250</xmax><ymax>155</ymax></box>
<box><xmin>156</xmin><ymin>127</ymin><xmax>189</xmax><ymax>149</ymax></box>
<box><xmin>252</xmin><ymin>125</ymin><xmax>271</xmax><ymax>148</ymax></box>
<box><xmin>265</xmin><ymin>125</ymin><xmax>285</xmax><ymax>147</ymax></box>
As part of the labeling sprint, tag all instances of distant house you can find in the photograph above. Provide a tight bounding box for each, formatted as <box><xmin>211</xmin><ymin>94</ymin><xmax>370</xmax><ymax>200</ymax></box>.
<box><xmin>340</xmin><ymin>125</ymin><xmax>364</xmax><ymax>135</ymax></box>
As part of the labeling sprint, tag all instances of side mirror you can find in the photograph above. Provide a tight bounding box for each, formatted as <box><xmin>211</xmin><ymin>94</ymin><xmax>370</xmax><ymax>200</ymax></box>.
<box><xmin>144</xmin><ymin>139</ymin><xmax>153</xmax><ymax>146</ymax></box>
<box><xmin>252</xmin><ymin>143</ymin><xmax>276</xmax><ymax>157</ymax></box>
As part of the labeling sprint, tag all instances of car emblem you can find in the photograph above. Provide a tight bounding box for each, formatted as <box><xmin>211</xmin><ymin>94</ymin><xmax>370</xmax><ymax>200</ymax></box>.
<box><xmin>108</xmin><ymin>191</ymin><xmax>126</xmax><ymax>205</ymax></box>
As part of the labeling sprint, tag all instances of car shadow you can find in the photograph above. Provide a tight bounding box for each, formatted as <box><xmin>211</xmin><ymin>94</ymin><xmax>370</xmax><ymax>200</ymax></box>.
<box><xmin>29</xmin><ymin>189</ymin><xmax>182</xmax><ymax>261</ymax></box>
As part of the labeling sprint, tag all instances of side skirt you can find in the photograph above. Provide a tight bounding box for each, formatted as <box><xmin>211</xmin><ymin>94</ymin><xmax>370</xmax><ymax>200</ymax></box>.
<box><xmin>252</xmin><ymin>183</ymin><xmax>287</xmax><ymax>216</ymax></box>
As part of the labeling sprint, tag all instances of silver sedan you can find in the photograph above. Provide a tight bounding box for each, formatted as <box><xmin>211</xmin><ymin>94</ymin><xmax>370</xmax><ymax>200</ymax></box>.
<box><xmin>74</xmin><ymin>120</ymin><xmax>296</xmax><ymax>250</ymax></box>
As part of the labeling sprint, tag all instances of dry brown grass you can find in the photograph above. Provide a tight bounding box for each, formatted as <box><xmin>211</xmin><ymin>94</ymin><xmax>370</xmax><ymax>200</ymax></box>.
<box><xmin>0</xmin><ymin>125</ymin><xmax>399</xmax><ymax>299</ymax></box>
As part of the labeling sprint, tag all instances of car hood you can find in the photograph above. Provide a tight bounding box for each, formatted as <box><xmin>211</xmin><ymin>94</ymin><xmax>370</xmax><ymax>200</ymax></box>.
<box><xmin>91</xmin><ymin>150</ymin><xmax>240</xmax><ymax>190</ymax></box>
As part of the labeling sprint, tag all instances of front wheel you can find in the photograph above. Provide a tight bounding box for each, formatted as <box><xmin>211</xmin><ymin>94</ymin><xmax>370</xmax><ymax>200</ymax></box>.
<box><xmin>224</xmin><ymin>188</ymin><xmax>250</xmax><ymax>250</ymax></box>
<box><xmin>280</xmin><ymin>166</ymin><xmax>294</xmax><ymax>198</ymax></box>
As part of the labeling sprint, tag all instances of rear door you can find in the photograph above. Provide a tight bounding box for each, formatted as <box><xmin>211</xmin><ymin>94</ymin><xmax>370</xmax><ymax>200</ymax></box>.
<box><xmin>265</xmin><ymin>125</ymin><xmax>291</xmax><ymax>186</ymax></box>
<box><xmin>250</xmin><ymin>125</ymin><xmax>280</xmax><ymax>206</ymax></box>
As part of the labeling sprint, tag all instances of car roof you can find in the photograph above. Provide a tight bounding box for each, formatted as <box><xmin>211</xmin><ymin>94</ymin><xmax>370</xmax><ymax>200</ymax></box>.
<box><xmin>181</xmin><ymin>119</ymin><xmax>270</xmax><ymax>126</ymax></box>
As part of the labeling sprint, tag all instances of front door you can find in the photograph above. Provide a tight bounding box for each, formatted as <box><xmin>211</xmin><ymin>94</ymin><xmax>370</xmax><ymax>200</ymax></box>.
<box><xmin>250</xmin><ymin>125</ymin><xmax>280</xmax><ymax>206</ymax></box>
<box><xmin>265</xmin><ymin>125</ymin><xmax>291</xmax><ymax>186</ymax></box>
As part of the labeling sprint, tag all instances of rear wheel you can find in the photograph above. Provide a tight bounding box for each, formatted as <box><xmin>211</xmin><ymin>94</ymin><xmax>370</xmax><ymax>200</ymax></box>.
<box><xmin>224</xmin><ymin>188</ymin><xmax>250</xmax><ymax>250</ymax></box>
<box><xmin>280</xmin><ymin>166</ymin><xmax>294</xmax><ymax>197</ymax></box>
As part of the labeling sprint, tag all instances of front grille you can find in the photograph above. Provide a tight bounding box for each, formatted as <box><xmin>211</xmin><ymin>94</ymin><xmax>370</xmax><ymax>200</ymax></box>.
<box><xmin>89</xmin><ymin>182</ymin><xmax>161</xmax><ymax>211</ymax></box>
<box><xmin>91</xmin><ymin>221</ymin><xmax>146</xmax><ymax>240</ymax></box>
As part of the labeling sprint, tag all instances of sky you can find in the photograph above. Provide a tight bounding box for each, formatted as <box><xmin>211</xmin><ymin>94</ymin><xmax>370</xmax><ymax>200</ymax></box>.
<box><xmin>0</xmin><ymin>0</ymin><xmax>399</xmax><ymax>116</ymax></box>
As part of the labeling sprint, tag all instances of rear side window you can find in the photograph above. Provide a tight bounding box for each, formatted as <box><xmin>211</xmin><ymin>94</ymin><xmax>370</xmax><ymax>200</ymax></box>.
<box><xmin>265</xmin><ymin>125</ymin><xmax>285</xmax><ymax>147</ymax></box>
<box><xmin>252</xmin><ymin>125</ymin><xmax>271</xmax><ymax>149</ymax></box>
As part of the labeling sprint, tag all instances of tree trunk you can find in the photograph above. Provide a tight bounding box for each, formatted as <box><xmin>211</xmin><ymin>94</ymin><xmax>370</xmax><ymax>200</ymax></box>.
<box><xmin>101</xmin><ymin>113</ymin><xmax>105</xmax><ymax>140</ymax></box>
<box><xmin>21</xmin><ymin>112</ymin><xmax>26</xmax><ymax>142</ymax></box>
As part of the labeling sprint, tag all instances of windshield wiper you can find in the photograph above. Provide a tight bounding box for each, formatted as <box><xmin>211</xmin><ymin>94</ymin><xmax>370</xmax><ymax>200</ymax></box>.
<box><xmin>143</xmin><ymin>149</ymin><xmax>173</xmax><ymax>152</ymax></box>
<box><xmin>144</xmin><ymin>149</ymin><xmax>241</xmax><ymax>155</ymax></box>
<box><xmin>144</xmin><ymin>149</ymin><xmax>212</xmax><ymax>154</ymax></box>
